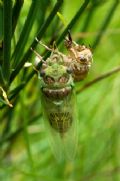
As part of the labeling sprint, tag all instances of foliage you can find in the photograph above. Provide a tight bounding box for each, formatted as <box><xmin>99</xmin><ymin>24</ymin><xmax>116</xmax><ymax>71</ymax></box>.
<box><xmin>0</xmin><ymin>0</ymin><xmax>120</xmax><ymax>180</ymax></box>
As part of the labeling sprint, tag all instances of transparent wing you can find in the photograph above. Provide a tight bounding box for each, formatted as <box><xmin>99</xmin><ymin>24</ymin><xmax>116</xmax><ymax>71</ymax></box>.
<box><xmin>41</xmin><ymin>90</ymin><xmax>78</xmax><ymax>161</ymax></box>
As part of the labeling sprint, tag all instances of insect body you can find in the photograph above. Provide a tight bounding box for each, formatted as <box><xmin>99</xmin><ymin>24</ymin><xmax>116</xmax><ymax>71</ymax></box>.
<box><xmin>40</xmin><ymin>51</ymin><xmax>78</xmax><ymax>160</ymax></box>
<box><xmin>65</xmin><ymin>33</ymin><xmax>93</xmax><ymax>81</ymax></box>
<box><xmin>31</xmin><ymin>34</ymin><xmax>93</xmax><ymax>160</ymax></box>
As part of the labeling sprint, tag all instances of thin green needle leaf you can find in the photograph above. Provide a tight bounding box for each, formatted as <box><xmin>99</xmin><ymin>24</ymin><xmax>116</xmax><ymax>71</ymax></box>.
<box><xmin>12</xmin><ymin>0</ymin><xmax>24</xmax><ymax>36</ymax></box>
<box><xmin>0</xmin><ymin>65</ymin><xmax>5</xmax><ymax>87</ymax></box>
<box><xmin>2</xmin><ymin>0</ymin><xmax>12</xmax><ymax>85</ymax></box>
<box><xmin>0</xmin><ymin>2</ymin><xmax>3</xmax><ymax>41</ymax></box>
<box><xmin>57</xmin><ymin>11</ymin><xmax>67</xmax><ymax>27</ymax></box>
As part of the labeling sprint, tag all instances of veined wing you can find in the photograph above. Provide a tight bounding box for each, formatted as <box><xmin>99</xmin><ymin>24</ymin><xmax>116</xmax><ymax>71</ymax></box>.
<box><xmin>41</xmin><ymin>90</ymin><xmax>78</xmax><ymax>161</ymax></box>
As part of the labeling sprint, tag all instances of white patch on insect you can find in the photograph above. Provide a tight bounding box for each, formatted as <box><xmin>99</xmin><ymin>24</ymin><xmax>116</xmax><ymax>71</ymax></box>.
<box><xmin>48</xmin><ymin>89</ymin><xmax>52</xmax><ymax>94</ymax></box>
<box><xmin>62</xmin><ymin>88</ymin><xmax>65</xmax><ymax>93</ymax></box>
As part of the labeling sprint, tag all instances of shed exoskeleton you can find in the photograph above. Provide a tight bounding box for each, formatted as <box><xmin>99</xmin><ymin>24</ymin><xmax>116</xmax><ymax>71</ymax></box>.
<box><xmin>64</xmin><ymin>32</ymin><xmax>93</xmax><ymax>81</ymax></box>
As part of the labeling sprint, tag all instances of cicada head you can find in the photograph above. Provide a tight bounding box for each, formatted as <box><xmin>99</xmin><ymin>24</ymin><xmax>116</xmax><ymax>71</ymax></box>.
<box><xmin>40</xmin><ymin>52</ymin><xmax>74</xmax><ymax>100</ymax></box>
<box><xmin>65</xmin><ymin>32</ymin><xmax>93</xmax><ymax>81</ymax></box>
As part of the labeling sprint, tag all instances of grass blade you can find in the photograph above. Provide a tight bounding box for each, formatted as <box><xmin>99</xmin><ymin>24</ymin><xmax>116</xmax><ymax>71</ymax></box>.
<box><xmin>2</xmin><ymin>0</ymin><xmax>12</xmax><ymax>86</ymax></box>
<box><xmin>12</xmin><ymin>0</ymin><xmax>24</xmax><ymax>36</ymax></box>
<box><xmin>12</xmin><ymin>0</ymin><xmax>42</xmax><ymax>68</ymax></box>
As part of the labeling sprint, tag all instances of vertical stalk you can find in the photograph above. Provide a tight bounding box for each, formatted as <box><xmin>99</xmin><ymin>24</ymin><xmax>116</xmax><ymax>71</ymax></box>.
<box><xmin>0</xmin><ymin>65</ymin><xmax>5</xmax><ymax>86</ymax></box>
<box><xmin>2</xmin><ymin>0</ymin><xmax>12</xmax><ymax>86</ymax></box>
<box><xmin>12</xmin><ymin>0</ymin><xmax>24</xmax><ymax>36</ymax></box>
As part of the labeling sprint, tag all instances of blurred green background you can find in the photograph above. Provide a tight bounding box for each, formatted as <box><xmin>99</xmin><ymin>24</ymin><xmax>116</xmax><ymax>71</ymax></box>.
<box><xmin>0</xmin><ymin>0</ymin><xmax>120</xmax><ymax>180</ymax></box>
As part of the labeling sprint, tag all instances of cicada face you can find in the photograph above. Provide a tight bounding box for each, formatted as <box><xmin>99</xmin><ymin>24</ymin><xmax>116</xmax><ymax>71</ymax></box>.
<box><xmin>65</xmin><ymin>35</ymin><xmax>93</xmax><ymax>81</ymax></box>
<box><xmin>40</xmin><ymin>52</ymin><xmax>74</xmax><ymax>100</ymax></box>
<box><xmin>40</xmin><ymin>51</ymin><xmax>78</xmax><ymax>160</ymax></box>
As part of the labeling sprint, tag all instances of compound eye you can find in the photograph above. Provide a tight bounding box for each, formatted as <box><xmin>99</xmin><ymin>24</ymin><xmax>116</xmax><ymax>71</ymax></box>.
<box><xmin>78</xmin><ymin>55</ymin><xmax>87</xmax><ymax>63</ymax></box>
<box><xmin>44</xmin><ymin>76</ymin><xmax>55</xmax><ymax>84</ymax></box>
<box><xmin>59</xmin><ymin>76</ymin><xmax>69</xmax><ymax>84</ymax></box>
<box><xmin>80</xmin><ymin>57</ymin><xmax>86</xmax><ymax>62</ymax></box>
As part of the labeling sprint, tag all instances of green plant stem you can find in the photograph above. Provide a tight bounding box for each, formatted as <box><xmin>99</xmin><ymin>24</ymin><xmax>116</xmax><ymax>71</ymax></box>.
<box><xmin>0</xmin><ymin>65</ymin><xmax>5</xmax><ymax>86</ymax></box>
<box><xmin>2</xmin><ymin>0</ymin><xmax>12</xmax><ymax>86</ymax></box>
<box><xmin>0</xmin><ymin>4</ymin><xmax>3</xmax><ymax>67</ymax></box>
<box><xmin>92</xmin><ymin>0</ymin><xmax>119</xmax><ymax>50</ymax></box>
<box><xmin>77</xmin><ymin>66</ymin><xmax>120</xmax><ymax>93</ymax></box>
<box><xmin>12</xmin><ymin>0</ymin><xmax>24</xmax><ymax>36</ymax></box>
<box><xmin>10</xmin><ymin>0</ymin><xmax>63</xmax><ymax>83</ymax></box>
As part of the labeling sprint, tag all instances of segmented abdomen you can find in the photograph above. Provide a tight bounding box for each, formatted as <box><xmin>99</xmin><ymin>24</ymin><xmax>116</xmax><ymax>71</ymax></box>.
<box><xmin>49</xmin><ymin>112</ymin><xmax>72</xmax><ymax>133</ymax></box>
<box><xmin>42</xmin><ymin>87</ymin><xmax>71</xmax><ymax>100</ymax></box>
<box><xmin>42</xmin><ymin>86</ymin><xmax>74</xmax><ymax>133</ymax></box>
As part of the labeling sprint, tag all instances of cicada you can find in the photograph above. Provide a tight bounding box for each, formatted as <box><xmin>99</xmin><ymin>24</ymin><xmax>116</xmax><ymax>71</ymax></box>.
<box><xmin>31</xmin><ymin>33</ymin><xmax>93</xmax><ymax>160</ymax></box>
<box><xmin>65</xmin><ymin>32</ymin><xmax>93</xmax><ymax>81</ymax></box>
<box><xmin>32</xmin><ymin>44</ymin><xmax>78</xmax><ymax>160</ymax></box>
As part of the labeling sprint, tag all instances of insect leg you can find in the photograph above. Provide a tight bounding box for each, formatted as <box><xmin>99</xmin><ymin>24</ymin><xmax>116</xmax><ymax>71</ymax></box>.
<box><xmin>35</xmin><ymin>37</ymin><xmax>53</xmax><ymax>52</ymax></box>
<box><xmin>64</xmin><ymin>30</ymin><xmax>73</xmax><ymax>49</ymax></box>
<box><xmin>68</xmin><ymin>30</ymin><xmax>72</xmax><ymax>42</ymax></box>
<box><xmin>30</xmin><ymin>47</ymin><xmax>43</xmax><ymax>61</ymax></box>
